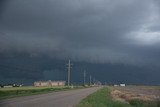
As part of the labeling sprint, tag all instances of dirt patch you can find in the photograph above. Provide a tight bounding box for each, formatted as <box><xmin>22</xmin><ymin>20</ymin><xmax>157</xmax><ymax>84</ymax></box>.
<box><xmin>111</xmin><ymin>86</ymin><xmax>160</xmax><ymax>103</ymax></box>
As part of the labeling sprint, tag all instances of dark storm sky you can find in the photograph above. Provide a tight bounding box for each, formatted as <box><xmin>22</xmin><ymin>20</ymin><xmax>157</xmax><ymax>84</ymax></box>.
<box><xmin>0</xmin><ymin>0</ymin><xmax>160</xmax><ymax>84</ymax></box>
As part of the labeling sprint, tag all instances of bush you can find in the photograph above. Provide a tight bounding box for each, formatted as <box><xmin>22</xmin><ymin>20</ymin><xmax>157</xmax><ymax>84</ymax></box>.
<box><xmin>129</xmin><ymin>99</ymin><xmax>143</xmax><ymax>107</ymax></box>
<box><xmin>129</xmin><ymin>99</ymin><xmax>160</xmax><ymax>107</ymax></box>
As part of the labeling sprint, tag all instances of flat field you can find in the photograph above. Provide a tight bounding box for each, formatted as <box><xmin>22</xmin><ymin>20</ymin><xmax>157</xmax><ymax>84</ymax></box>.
<box><xmin>0</xmin><ymin>86</ymin><xmax>71</xmax><ymax>99</ymax></box>
<box><xmin>111</xmin><ymin>86</ymin><xmax>160</xmax><ymax>107</ymax></box>
<box><xmin>0</xmin><ymin>86</ymin><xmax>65</xmax><ymax>91</ymax></box>
<box><xmin>111</xmin><ymin>86</ymin><xmax>160</xmax><ymax>102</ymax></box>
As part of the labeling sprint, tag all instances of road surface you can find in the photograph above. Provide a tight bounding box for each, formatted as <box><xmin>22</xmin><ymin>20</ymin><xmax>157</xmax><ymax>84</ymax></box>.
<box><xmin>0</xmin><ymin>87</ymin><xmax>101</xmax><ymax>107</ymax></box>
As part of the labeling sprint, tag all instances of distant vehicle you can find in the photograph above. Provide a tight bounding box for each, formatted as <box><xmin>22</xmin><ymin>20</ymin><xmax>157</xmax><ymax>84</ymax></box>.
<box><xmin>0</xmin><ymin>84</ymin><xmax>23</xmax><ymax>88</ymax></box>
<box><xmin>12</xmin><ymin>84</ymin><xmax>23</xmax><ymax>87</ymax></box>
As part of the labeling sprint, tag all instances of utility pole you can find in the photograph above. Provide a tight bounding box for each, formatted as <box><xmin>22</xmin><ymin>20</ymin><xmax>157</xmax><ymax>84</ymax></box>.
<box><xmin>93</xmin><ymin>78</ymin><xmax>95</xmax><ymax>85</ymax></box>
<box><xmin>89</xmin><ymin>75</ymin><xmax>92</xmax><ymax>86</ymax></box>
<box><xmin>67</xmin><ymin>59</ymin><xmax>72</xmax><ymax>86</ymax></box>
<box><xmin>83</xmin><ymin>70</ymin><xmax>86</xmax><ymax>86</ymax></box>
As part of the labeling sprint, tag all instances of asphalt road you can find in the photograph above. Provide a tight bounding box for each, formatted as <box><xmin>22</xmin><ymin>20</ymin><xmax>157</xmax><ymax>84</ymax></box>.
<box><xmin>0</xmin><ymin>87</ymin><xmax>101</xmax><ymax>107</ymax></box>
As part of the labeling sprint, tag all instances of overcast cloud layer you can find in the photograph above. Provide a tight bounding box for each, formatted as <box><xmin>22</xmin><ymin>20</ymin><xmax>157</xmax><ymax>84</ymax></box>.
<box><xmin>0</xmin><ymin>0</ymin><xmax>160</xmax><ymax>66</ymax></box>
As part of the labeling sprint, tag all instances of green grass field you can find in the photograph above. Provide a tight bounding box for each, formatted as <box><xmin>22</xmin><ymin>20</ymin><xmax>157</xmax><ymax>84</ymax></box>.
<box><xmin>76</xmin><ymin>87</ymin><xmax>160</xmax><ymax>107</ymax></box>
<box><xmin>0</xmin><ymin>86</ymin><xmax>76</xmax><ymax>99</ymax></box>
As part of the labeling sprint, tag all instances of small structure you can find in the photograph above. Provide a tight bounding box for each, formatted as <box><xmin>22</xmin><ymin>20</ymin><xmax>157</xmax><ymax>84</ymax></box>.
<box><xmin>114</xmin><ymin>84</ymin><xmax>119</xmax><ymax>87</ymax></box>
<box><xmin>120</xmin><ymin>84</ymin><xmax>125</xmax><ymax>87</ymax></box>
<box><xmin>3</xmin><ymin>85</ymin><xmax>13</xmax><ymax>88</ymax></box>
<box><xmin>34</xmin><ymin>80</ymin><xmax>65</xmax><ymax>87</ymax></box>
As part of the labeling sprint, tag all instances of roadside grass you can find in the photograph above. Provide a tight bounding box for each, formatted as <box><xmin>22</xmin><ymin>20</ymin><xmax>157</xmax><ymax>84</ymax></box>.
<box><xmin>0</xmin><ymin>86</ymin><xmax>83</xmax><ymax>100</ymax></box>
<box><xmin>76</xmin><ymin>87</ymin><xmax>160</xmax><ymax>107</ymax></box>
<box><xmin>77</xmin><ymin>87</ymin><xmax>131</xmax><ymax>107</ymax></box>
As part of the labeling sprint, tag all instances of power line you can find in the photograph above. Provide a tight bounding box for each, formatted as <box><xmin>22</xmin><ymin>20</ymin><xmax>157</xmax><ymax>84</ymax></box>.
<box><xmin>0</xmin><ymin>64</ymin><xmax>39</xmax><ymax>73</ymax></box>
<box><xmin>0</xmin><ymin>64</ymin><xmax>42</xmax><ymax>79</ymax></box>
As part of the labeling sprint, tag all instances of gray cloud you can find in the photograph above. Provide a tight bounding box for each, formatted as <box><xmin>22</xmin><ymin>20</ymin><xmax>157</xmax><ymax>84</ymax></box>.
<box><xmin>0</xmin><ymin>0</ymin><xmax>160</xmax><ymax>66</ymax></box>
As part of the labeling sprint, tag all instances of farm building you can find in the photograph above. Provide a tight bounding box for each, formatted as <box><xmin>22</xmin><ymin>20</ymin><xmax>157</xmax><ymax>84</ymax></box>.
<box><xmin>120</xmin><ymin>84</ymin><xmax>125</xmax><ymax>87</ymax></box>
<box><xmin>34</xmin><ymin>80</ymin><xmax>66</xmax><ymax>87</ymax></box>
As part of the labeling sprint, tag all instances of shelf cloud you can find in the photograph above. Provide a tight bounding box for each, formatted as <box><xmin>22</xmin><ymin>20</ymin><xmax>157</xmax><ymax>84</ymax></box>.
<box><xmin>0</xmin><ymin>0</ymin><xmax>160</xmax><ymax>66</ymax></box>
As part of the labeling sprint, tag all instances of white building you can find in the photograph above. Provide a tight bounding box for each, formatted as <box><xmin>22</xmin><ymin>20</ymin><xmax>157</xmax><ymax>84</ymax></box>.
<box><xmin>120</xmin><ymin>84</ymin><xmax>125</xmax><ymax>87</ymax></box>
<box><xmin>114</xmin><ymin>84</ymin><xmax>119</xmax><ymax>87</ymax></box>
<box><xmin>34</xmin><ymin>80</ymin><xmax>66</xmax><ymax>87</ymax></box>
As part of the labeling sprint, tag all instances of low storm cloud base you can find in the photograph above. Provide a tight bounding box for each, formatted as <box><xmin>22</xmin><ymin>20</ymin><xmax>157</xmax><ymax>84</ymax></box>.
<box><xmin>0</xmin><ymin>0</ymin><xmax>160</xmax><ymax>85</ymax></box>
